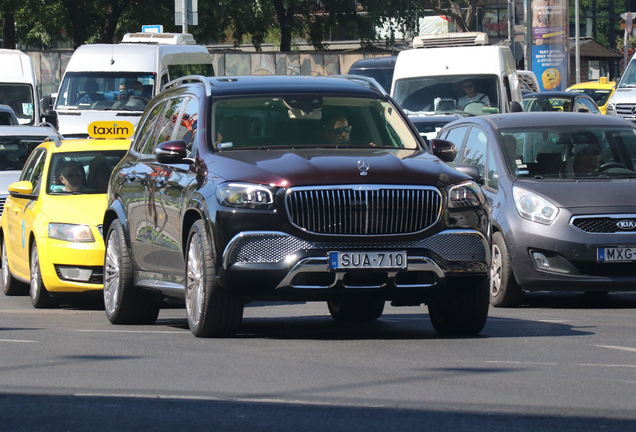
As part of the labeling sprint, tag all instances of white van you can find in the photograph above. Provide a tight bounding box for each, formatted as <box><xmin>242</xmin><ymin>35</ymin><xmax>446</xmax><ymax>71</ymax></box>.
<box><xmin>0</xmin><ymin>49</ymin><xmax>40</xmax><ymax>125</ymax></box>
<box><xmin>606</xmin><ymin>53</ymin><xmax>636</xmax><ymax>122</ymax></box>
<box><xmin>391</xmin><ymin>34</ymin><xmax>523</xmax><ymax>116</ymax></box>
<box><xmin>48</xmin><ymin>33</ymin><xmax>213</xmax><ymax>138</ymax></box>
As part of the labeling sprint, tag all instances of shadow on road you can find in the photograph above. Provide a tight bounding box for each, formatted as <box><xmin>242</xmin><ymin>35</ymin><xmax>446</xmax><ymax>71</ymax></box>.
<box><xmin>0</xmin><ymin>393</ymin><xmax>634</xmax><ymax>432</ymax></box>
<box><xmin>519</xmin><ymin>291</ymin><xmax>636</xmax><ymax>309</ymax></box>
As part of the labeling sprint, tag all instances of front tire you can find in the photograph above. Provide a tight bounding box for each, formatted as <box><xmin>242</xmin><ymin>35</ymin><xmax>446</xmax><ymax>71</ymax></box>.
<box><xmin>185</xmin><ymin>220</ymin><xmax>243</xmax><ymax>338</ymax></box>
<box><xmin>103</xmin><ymin>219</ymin><xmax>159</xmax><ymax>325</ymax></box>
<box><xmin>30</xmin><ymin>244</ymin><xmax>55</xmax><ymax>308</ymax></box>
<box><xmin>327</xmin><ymin>299</ymin><xmax>385</xmax><ymax>321</ymax></box>
<box><xmin>490</xmin><ymin>232</ymin><xmax>524</xmax><ymax>307</ymax></box>
<box><xmin>1</xmin><ymin>236</ymin><xmax>28</xmax><ymax>296</ymax></box>
<box><xmin>428</xmin><ymin>279</ymin><xmax>490</xmax><ymax>336</ymax></box>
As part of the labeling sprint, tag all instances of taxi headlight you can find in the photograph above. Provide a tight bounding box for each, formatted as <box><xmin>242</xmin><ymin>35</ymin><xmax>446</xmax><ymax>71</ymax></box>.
<box><xmin>48</xmin><ymin>223</ymin><xmax>95</xmax><ymax>242</ymax></box>
<box><xmin>513</xmin><ymin>186</ymin><xmax>559</xmax><ymax>225</ymax></box>
<box><xmin>447</xmin><ymin>181</ymin><xmax>486</xmax><ymax>208</ymax></box>
<box><xmin>217</xmin><ymin>183</ymin><xmax>274</xmax><ymax>209</ymax></box>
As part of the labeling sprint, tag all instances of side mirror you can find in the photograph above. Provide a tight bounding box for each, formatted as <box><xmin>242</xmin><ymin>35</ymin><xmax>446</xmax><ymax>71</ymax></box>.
<box><xmin>430</xmin><ymin>138</ymin><xmax>457</xmax><ymax>163</ymax></box>
<box><xmin>155</xmin><ymin>140</ymin><xmax>187</xmax><ymax>164</ymax></box>
<box><xmin>8</xmin><ymin>181</ymin><xmax>36</xmax><ymax>198</ymax></box>
<box><xmin>44</xmin><ymin>109</ymin><xmax>58</xmax><ymax>130</ymax></box>
<box><xmin>41</xmin><ymin>94</ymin><xmax>53</xmax><ymax>111</ymax></box>
<box><xmin>510</xmin><ymin>101</ymin><xmax>524</xmax><ymax>113</ymax></box>
<box><xmin>454</xmin><ymin>165</ymin><xmax>484</xmax><ymax>185</ymax></box>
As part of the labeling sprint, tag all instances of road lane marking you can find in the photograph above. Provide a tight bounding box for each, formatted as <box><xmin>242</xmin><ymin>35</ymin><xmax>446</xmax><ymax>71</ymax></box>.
<box><xmin>0</xmin><ymin>339</ymin><xmax>38</xmax><ymax>343</ymax></box>
<box><xmin>75</xmin><ymin>329</ymin><xmax>185</xmax><ymax>334</ymax></box>
<box><xmin>597</xmin><ymin>345</ymin><xmax>636</xmax><ymax>353</ymax></box>
<box><xmin>485</xmin><ymin>360</ymin><xmax>636</xmax><ymax>368</ymax></box>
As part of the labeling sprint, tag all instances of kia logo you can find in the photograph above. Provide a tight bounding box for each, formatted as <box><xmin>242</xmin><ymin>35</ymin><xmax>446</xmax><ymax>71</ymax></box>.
<box><xmin>616</xmin><ymin>220</ymin><xmax>636</xmax><ymax>230</ymax></box>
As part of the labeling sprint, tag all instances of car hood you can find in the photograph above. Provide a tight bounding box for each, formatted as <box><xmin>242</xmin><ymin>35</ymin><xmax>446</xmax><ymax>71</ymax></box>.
<box><xmin>206</xmin><ymin>148</ymin><xmax>468</xmax><ymax>187</ymax></box>
<box><xmin>40</xmin><ymin>194</ymin><xmax>108</xmax><ymax>226</ymax></box>
<box><xmin>0</xmin><ymin>171</ymin><xmax>22</xmax><ymax>195</ymax></box>
<box><xmin>515</xmin><ymin>178</ymin><xmax>636</xmax><ymax>209</ymax></box>
<box><xmin>608</xmin><ymin>88</ymin><xmax>636</xmax><ymax>104</ymax></box>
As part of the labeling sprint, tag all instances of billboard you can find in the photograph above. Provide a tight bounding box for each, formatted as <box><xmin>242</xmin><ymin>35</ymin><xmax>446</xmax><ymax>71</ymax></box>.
<box><xmin>530</xmin><ymin>0</ymin><xmax>568</xmax><ymax>91</ymax></box>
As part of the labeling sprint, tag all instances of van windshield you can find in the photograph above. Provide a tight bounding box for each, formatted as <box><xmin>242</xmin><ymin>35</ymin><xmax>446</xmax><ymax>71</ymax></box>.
<box><xmin>619</xmin><ymin>61</ymin><xmax>636</xmax><ymax>88</ymax></box>
<box><xmin>393</xmin><ymin>74</ymin><xmax>500</xmax><ymax>116</ymax></box>
<box><xmin>56</xmin><ymin>72</ymin><xmax>156</xmax><ymax>111</ymax></box>
<box><xmin>0</xmin><ymin>83</ymin><xmax>36</xmax><ymax>125</ymax></box>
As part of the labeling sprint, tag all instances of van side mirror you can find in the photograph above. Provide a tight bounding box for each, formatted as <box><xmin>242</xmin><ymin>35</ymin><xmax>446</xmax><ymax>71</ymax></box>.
<box><xmin>41</xmin><ymin>94</ymin><xmax>53</xmax><ymax>111</ymax></box>
<box><xmin>510</xmin><ymin>101</ymin><xmax>524</xmax><ymax>112</ymax></box>
<box><xmin>43</xmin><ymin>109</ymin><xmax>58</xmax><ymax>130</ymax></box>
<box><xmin>429</xmin><ymin>139</ymin><xmax>457</xmax><ymax>162</ymax></box>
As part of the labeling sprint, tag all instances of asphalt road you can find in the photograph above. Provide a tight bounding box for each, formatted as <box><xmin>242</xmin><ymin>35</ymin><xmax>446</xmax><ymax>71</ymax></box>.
<box><xmin>1</xmin><ymin>291</ymin><xmax>636</xmax><ymax>432</ymax></box>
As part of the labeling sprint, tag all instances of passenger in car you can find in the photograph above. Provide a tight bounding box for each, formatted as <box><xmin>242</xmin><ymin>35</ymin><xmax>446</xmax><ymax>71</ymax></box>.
<box><xmin>323</xmin><ymin>114</ymin><xmax>351</xmax><ymax>145</ymax></box>
<box><xmin>561</xmin><ymin>141</ymin><xmax>602</xmax><ymax>176</ymax></box>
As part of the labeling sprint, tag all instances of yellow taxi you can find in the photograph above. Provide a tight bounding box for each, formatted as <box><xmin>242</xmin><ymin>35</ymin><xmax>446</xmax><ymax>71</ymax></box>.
<box><xmin>0</xmin><ymin>121</ymin><xmax>132</xmax><ymax>307</ymax></box>
<box><xmin>566</xmin><ymin>77</ymin><xmax>616</xmax><ymax>115</ymax></box>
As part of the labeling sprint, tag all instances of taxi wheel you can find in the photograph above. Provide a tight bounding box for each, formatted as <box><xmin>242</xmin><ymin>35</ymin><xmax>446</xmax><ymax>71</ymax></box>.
<box><xmin>327</xmin><ymin>299</ymin><xmax>385</xmax><ymax>321</ymax></box>
<box><xmin>490</xmin><ymin>232</ymin><xmax>524</xmax><ymax>308</ymax></box>
<box><xmin>185</xmin><ymin>220</ymin><xmax>243</xmax><ymax>338</ymax></box>
<box><xmin>30</xmin><ymin>244</ymin><xmax>56</xmax><ymax>308</ymax></box>
<box><xmin>1</xmin><ymin>237</ymin><xmax>28</xmax><ymax>296</ymax></box>
<box><xmin>427</xmin><ymin>278</ymin><xmax>490</xmax><ymax>336</ymax></box>
<box><xmin>104</xmin><ymin>219</ymin><xmax>159</xmax><ymax>325</ymax></box>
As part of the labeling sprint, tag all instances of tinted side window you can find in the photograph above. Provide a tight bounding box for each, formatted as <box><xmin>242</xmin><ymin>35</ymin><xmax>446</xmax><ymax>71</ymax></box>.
<box><xmin>460</xmin><ymin>127</ymin><xmax>488</xmax><ymax>178</ymax></box>
<box><xmin>486</xmin><ymin>145</ymin><xmax>498</xmax><ymax>189</ymax></box>
<box><xmin>174</xmin><ymin>97</ymin><xmax>199</xmax><ymax>158</ymax></box>
<box><xmin>444</xmin><ymin>126</ymin><xmax>469</xmax><ymax>167</ymax></box>
<box><xmin>154</xmin><ymin>97</ymin><xmax>186</xmax><ymax>149</ymax></box>
<box><xmin>20</xmin><ymin>148</ymin><xmax>46</xmax><ymax>184</ymax></box>
<box><xmin>133</xmin><ymin>102</ymin><xmax>165</xmax><ymax>153</ymax></box>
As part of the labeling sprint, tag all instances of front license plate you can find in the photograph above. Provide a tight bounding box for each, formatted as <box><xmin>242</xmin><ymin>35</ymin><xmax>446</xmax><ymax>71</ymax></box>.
<box><xmin>597</xmin><ymin>246</ymin><xmax>636</xmax><ymax>262</ymax></box>
<box><xmin>329</xmin><ymin>251</ymin><xmax>407</xmax><ymax>270</ymax></box>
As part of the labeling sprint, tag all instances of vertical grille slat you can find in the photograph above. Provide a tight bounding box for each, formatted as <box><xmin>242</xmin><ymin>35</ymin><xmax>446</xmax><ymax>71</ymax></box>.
<box><xmin>286</xmin><ymin>186</ymin><xmax>442</xmax><ymax>235</ymax></box>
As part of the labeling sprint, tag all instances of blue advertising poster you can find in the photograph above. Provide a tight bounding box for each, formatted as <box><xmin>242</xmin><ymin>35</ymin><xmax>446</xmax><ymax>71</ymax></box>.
<box><xmin>530</xmin><ymin>0</ymin><xmax>568</xmax><ymax>91</ymax></box>
<box><xmin>532</xmin><ymin>44</ymin><xmax>568</xmax><ymax>91</ymax></box>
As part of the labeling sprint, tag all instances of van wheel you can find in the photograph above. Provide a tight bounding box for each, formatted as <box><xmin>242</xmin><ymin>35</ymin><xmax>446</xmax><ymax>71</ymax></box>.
<box><xmin>1</xmin><ymin>236</ymin><xmax>28</xmax><ymax>296</ymax></box>
<box><xmin>30</xmin><ymin>244</ymin><xmax>56</xmax><ymax>308</ymax></box>
<box><xmin>327</xmin><ymin>299</ymin><xmax>385</xmax><ymax>321</ymax></box>
<box><xmin>428</xmin><ymin>279</ymin><xmax>490</xmax><ymax>336</ymax></box>
<box><xmin>490</xmin><ymin>232</ymin><xmax>524</xmax><ymax>307</ymax></box>
<box><xmin>104</xmin><ymin>219</ymin><xmax>159</xmax><ymax>325</ymax></box>
<box><xmin>185</xmin><ymin>220</ymin><xmax>243</xmax><ymax>337</ymax></box>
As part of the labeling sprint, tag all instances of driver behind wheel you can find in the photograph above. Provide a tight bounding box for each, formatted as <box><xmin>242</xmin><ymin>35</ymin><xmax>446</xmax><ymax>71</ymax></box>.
<box><xmin>458</xmin><ymin>79</ymin><xmax>490</xmax><ymax>110</ymax></box>
<box><xmin>562</xmin><ymin>139</ymin><xmax>602</xmax><ymax>177</ymax></box>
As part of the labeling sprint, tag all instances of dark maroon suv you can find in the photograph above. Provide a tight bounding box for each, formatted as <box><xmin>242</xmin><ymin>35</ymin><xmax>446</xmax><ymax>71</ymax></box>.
<box><xmin>102</xmin><ymin>75</ymin><xmax>491</xmax><ymax>337</ymax></box>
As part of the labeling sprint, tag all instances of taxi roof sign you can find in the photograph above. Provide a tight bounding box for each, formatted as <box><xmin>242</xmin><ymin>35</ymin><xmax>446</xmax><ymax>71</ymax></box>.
<box><xmin>89</xmin><ymin>121</ymin><xmax>134</xmax><ymax>139</ymax></box>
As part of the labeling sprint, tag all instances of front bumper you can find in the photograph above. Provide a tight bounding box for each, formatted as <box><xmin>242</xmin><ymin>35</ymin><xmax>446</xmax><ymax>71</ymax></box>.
<box><xmin>219</xmin><ymin>229</ymin><xmax>490</xmax><ymax>301</ymax></box>
<box><xmin>39</xmin><ymin>234</ymin><xmax>104</xmax><ymax>293</ymax></box>
<box><xmin>506</xmin><ymin>209</ymin><xmax>636</xmax><ymax>291</ymax></box>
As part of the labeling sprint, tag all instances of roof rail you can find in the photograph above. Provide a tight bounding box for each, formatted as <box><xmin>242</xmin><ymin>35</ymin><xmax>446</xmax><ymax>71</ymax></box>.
<box><xmin>121</xmin><ymin>32</ymin><xmax>197</xmax><ymax>45</ymax></box>
<box><xmin>413</xmin><ymin>32</ymin><xmax>489</xmax><ymax>49</ymax></box>
<box><xmin>161</xmin><ymin>75</ymin><xmax>213</xmax><ymax>96</ymax></box>
<box><xmin>329</xmin><ymin>75</ymin><xmax>387</xmax><ymax>96</ymax></box>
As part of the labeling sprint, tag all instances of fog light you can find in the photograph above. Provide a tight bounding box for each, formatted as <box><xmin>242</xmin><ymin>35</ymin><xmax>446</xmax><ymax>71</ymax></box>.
<box><xmin>532</xmin><ymin>252</ymin><xmax>550</xmax><ymax>268</ymax></box>
<box><xmin>58</xmin><ymin>266</ymin><xmax>93</xmax><ymax>282</ymax></box>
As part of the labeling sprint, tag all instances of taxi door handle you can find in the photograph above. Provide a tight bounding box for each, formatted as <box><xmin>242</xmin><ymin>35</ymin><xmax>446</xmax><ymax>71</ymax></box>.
<box><xmin>12</xmin><ymin>207</ymin><xmax>19</xmax><ymax>214</ymax></box>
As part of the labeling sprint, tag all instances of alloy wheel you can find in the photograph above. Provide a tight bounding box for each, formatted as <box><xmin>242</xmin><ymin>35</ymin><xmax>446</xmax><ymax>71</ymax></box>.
<box><xmin>490</xmin><ymin>243</ymin><xmax>503</xmax><ymax>296</ymax></box>
<box><xmin>186</xmin><ymin>234</ymin><xmax>204</xmax><ymax>328</ymax></box>
<box><xmin>30</xmin><ymin>247</ymin><xmax>40</xmax><ymax>301</ymax></box>
<box><xmin>104</xmin><ymin>230</ymin><xmax>120</xmax><ymax>316</ymax></box>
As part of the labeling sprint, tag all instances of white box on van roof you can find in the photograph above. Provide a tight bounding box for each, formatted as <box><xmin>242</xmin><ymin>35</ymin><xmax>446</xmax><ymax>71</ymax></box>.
<box><xmin>51</xmin><ymin>33</ymin><xmax>213</xmax><ymax>138</ymax></box>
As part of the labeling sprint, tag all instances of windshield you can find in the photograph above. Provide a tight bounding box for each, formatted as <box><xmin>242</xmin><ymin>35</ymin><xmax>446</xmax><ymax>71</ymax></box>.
<box><xmin>619</xmin><ymin>61</ymin><xmax>636</xmax><ymax>88</ymax></box>
<box><xmin>500</xmin><ymin>125</ymin><xmax>636</xmax><ymax>179</ymax></box>
<box><xmin>0</xmin><ymin>135</ymin><xmax>46</xmax><ymax>171</ymax></box>
<box><xmin>393</xmin><ymin>74</ymin><xmax>500</xmax><ymax>116</ymax></box>
<box><xmin>0</xmin><ymin>84</ymin><xmax>35</xmax><ymax>125</ymax></box>
<box><xmin>211</xmin><ymin>96</ymin><xmax>419</xmax><ymax>150</ymax></box>
<box><xmin>568</xmin><ymin>88</ymin><xmax>613</xmax><ymax>106</ymax></box>
<box><xmin>56</xmin><ymin>72</ymin><xmax>156</xmax><ymax>112</ymax></box>
<box><xmin>47</xmin><ymin>150</ymin><xmax>127</xmax><ymax>195</ymax></box>
<box><xmin>348</xmin><ymin>68</ymin><xmax>394</xmax><ymax>93</ymax></box>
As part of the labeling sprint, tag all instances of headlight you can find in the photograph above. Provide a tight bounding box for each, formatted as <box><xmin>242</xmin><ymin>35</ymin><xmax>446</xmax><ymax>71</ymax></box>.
<box><xmin>513</xmin><ymin>186</ymin><xmax>559</xmax><ymax>225</ymax></box>
<box><xmin>48</xmin><ymin>223</ymin><xmax>95</xmax><ymax>242</ymax></box>
<box><xmin>606</xmin><ymin>103</ymin><xmax>616</xmax><ymax>112</ymax></box>
<box><xmin>217</xmin><ymin>182</ymin><xmax>275</xmax><ymax>209</ymax></box>
<box><xmin>447</xmin><ymin>181</ymin><xmax>485</xmax><ymax>208</ymax></box>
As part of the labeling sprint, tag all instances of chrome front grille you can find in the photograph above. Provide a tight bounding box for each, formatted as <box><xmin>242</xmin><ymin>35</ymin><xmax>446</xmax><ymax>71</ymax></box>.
<box><xmin>285</xmin><ymin>185</ymin><xmax>442</xmax><ymax>235</ymax></box>
<box><xmin>615</xmin><ymin>104</ymin><xmax>636</xmax><ymax>120</ymax></box>
<box><xmin>571</xmin><ymin>215</ymin><xmax>636</xmax><ymax>234</ymax></box>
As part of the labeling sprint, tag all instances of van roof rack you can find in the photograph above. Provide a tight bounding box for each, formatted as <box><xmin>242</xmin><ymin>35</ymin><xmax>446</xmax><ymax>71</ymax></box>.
<box><xmin>121</xmin><ymin>32</ymin><xmax>197</xmax><ymax>45</ymax></box>
<box><xmin>413</xmin><ymin>32</ymin><xmax>489</xmax><ymax>49</ymax></box>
